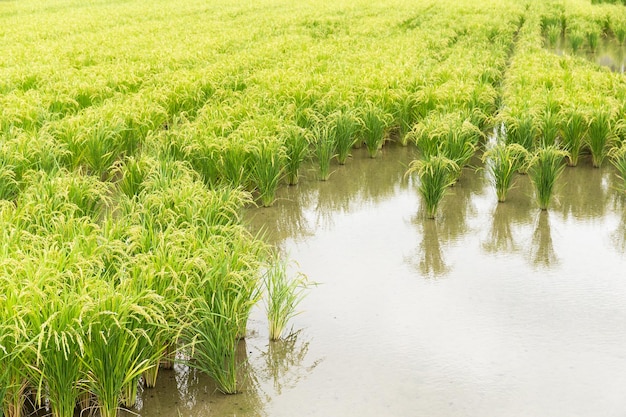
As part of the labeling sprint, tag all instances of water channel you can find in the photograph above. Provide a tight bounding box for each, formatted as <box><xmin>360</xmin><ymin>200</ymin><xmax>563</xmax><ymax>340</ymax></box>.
<box><xmin>127</xmin><ymin>144</ymin><xmax>626</xmax><ymax>417</ymax></box>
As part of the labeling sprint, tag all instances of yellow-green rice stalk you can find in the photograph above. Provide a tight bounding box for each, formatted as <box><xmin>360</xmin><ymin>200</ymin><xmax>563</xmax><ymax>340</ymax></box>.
<box><xmin>264</xmin><ymin>255</ymin><xmax>309</xmax><ymax>341</ymax></box>
<box><xmin>406</xmin><ymin>155</ymin><xmax>459</xmax><ymax>219</ymax></box>
<box><xmin>528</xmin><ymin>146</ymin><xmax>568</xmax><ymax>210</ymax></box>
<box><xmin>483</xmin><ymin>143</ymin><xmax>530</xmax><ymax>202</ymax></box>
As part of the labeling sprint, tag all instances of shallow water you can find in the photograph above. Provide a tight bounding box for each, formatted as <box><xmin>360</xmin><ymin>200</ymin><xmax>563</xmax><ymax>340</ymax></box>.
<box><xmin>127</xmin><ymin>144</ymin><xmax>626</xmax><ymax>417</ymax></box>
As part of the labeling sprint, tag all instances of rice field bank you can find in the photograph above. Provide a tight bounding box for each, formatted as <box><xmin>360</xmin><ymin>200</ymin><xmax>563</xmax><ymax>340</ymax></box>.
<box><xmin>1</xmin><ymin>0</ymin><xmax>626</xmax><ymax>416</ymax></box>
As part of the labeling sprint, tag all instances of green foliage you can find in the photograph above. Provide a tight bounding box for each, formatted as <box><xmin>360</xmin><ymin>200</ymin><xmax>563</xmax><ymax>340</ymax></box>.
<box><xmin>587</xmin><ymin>109</ymin><xmax>616</xmax><ymax>168</ymax></box>
<box><xmin>560</xmin><ymin>109</ymin><xmax>588</xmax><ymax>167</ymax></box>
<box><xmin>313</xmin><ymin>121</ymin><xmax>336</xmax><ymax>181</ymax></box>
<box><xmin>264</xmin><ymin>255</ymin><xmax>309</xmax><ymax>341</ymax></box>
<box><xmin>406</xmin><ymin>155</ymin><xmax>459</xmax><ymax>219</ymax></box>
<box><xmin>332</xmin><ymin>110</ymin><xmax>360</xmax><ymax>164</ymax></box>
<box><xmin>359</xmin><ymin>102</ymin><xmax>392</xmax><ymax>158</ymax></box>
<box><xmin>250</xmin><ymin>139</ymin><xmax>285</xmax><ymax>207</ymax></box>
<box><xmin>483</xmin><ymin>142</ymin><xmax>530</xmax><ymax>202</ymax></box>
<box><xmin>528</xmin><ymin>146</ymin><xmax>568</xmax><ymax>210</ymax></box>
<box><xmin>609</xmin><ymin>141</ymin><xmax>626</xmax><ymax>191</ymax></box>
<box><xmin>282</xmin><ymin>125</ymin><xmax>310</xmax><ymax>185</ymax></box>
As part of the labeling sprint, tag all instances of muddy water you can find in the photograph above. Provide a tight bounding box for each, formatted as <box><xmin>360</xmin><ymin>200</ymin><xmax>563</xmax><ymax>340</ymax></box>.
<box><xmin>128</xmin><ymin>144</ymin><xmax>626</xmax><ymax>417</ymax></box>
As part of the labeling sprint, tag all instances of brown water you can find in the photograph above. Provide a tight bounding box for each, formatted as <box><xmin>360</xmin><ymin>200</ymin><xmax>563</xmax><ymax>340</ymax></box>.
<box><xmin>127</xmin><ymin>144</ymin><xmax>626</xmax><ymax>417</ymax></box>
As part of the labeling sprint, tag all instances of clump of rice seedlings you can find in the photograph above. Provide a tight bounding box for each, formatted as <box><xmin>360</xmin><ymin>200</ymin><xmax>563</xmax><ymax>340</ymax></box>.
<box><xmin>0</xmin><ymin>160</ymin><xmax>19</xmax><ymax>201</ymax></box>
<box><xmin>504</xmin><ymin>111</ymin><xmax>537</xmax><ymax>151</ymax></box>
<box><xmin>546</xmin><ymin>23</ymin><xmax>562</xmax><ymax>46</ymax></box>
<box><xmin>439</xmin><ymin>119</ymin><xmax>482</xmax><ymax>181</ymax></box>
<box><xmin>609</xmin><ymin>141</ymin><xmax>626</xmax><ymax>191</ymax></box>
<box><xmin>406</xmin><ymin>155</ymin><xmax>459</xmax><ymax>219</ymax></box>
<box><xmin>219</xmin><ymin>135</ymin><xmax>252</xmax><ymax>188</ymax></box>
<box><xmin>25</xmin><ymin>290</ymin><xmax>88</xmax><ymax>417</ymax></box>
<box><xmin>560</xmin><ymin>109</ymin><xmax>588</xmax><ymax>167</ymax></box>
<box><xmin>483</xmin><ymin>143</ymin><xmax>530</xmax><ymax>202</ymax></box>
<box><xmin>113</xmin><ymin>155</ymin><xmax>152</xmax><ymax>199</ymax></box>
<box><xmin>281</xmin><ymin>125</ymin><xmax>310</xmax><ymax>185</ymax></box>
<box><xmin>568</xmin><ymin>29</ymin><xmax>584</xmax><ymax>53</ymax></box>
<box><xmin>331</xmin><ymin>110</ymin><xmax>360</xmax><ymax>164</ymax></box>
<box><xmin>80</xmin><ymin>120</ymin><xmax>125</xmax><ymax>180</ymax></box>
<box><xmin>0</xmin><ymin>281</ymin><xmax>29</xmax><ymax>417</ymax></box>
<box><xmin>410</xmin><ymin>119</ymin><xmax>440</xmax><ymax>158</ymax></box>
<box><xmin>614</xmin><ymin>21</ymin><xmax>626</xmax><ymax>45</ymax></box>
<box><xmin>528</xmin><ymin>146</ymin><xmax>568</xmax><ymax>210</ymax></box>
<box><xmin>264</xmin><ymin>254</ymin><xmax>309</xmax><ymax>341</ymax></box>
<box><xmin>82</xmin><ymin>288</ymin><xmax>166</xmax><ymax>417</ymax></box>
<box><xmin>359</xmin><ymin>102</ymin><xmax>391</xmax><ymax>158</ymax></box>
<box><xmin>182</xmin><ymin>294</ymin><xmax>241</xmax><ymax>394</ymax></box>
<box><xmin>587</xmin><ymin>109</ymin><xmax>616</xmax><ymax>168</ymax></box>
<box><xmin>538</xmin><ymin>108</ymin><xmax>561</xmax><ymax>148</ymax></box>
<box><xmin>250</xmin><ymin>139</ymin><xmax>285</xmax><ymax>207</ymax></box>
<box><xmin>586</xmin><ymin>29</ymin><xmax>599</xmax><ymax>52</ymax></box>
<box><xmin>313</xmin><ymin>121</ymin><xmax>336</xmax><ymax>181</ymax></box>
<box><xmin>392</xmin><ymin>91</ymin><xmax>419</xmax><ymax>146</ymax></box>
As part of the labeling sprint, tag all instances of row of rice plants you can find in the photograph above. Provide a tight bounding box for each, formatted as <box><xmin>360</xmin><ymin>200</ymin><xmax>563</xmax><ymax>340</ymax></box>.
<box><xmin>491</xmin><ymin>0</ymin><xmax>626</xmax><ymax>210</ymax></box>
<box><xmin>0</xmin><ymin>151</ymin><xmax>306</xmax><ymax>416</ymax></box>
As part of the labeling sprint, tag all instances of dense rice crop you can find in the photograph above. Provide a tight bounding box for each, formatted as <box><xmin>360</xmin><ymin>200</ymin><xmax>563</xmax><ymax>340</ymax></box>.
<box><xmin>2</xmin><ymin>0</ymin><xmax>626</xmax><ymax>414</ymax></box>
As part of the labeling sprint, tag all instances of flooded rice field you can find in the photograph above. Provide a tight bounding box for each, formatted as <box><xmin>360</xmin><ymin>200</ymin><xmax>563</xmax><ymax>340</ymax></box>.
<box><xmin>546</xmin><ymin>36</ymin><xmax>626</xmax><ymax>73</ymax></box>
<box><xmin>127</xmin><ymin>144</ymin><xmax>626</xmax><ymax>417</ymax></box>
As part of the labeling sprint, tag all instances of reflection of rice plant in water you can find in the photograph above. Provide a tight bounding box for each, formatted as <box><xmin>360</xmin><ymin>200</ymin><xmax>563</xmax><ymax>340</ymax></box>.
<box><xmin>528</xmin><ymin>146</ymin><xmax>568</xmax><ymax>210</ymax></box>
<box><xmin>264</xmin><ymin>255</ymin><xmax>309</xmax><ymax>341</ymax></box>
<box><xmin>282</xmin><ymin>125</ymin><xmax>310</xmax><ymax>185</ymax></box>
<box><xmin>482</xmin><ymin>143</ymin><xmax>529</xmax><ymax>202</ymax></box>
<box><xmin>406</xmin><ymin>155</ymin><xmax>458</xmax><ymax>219</ymax></box>
<box><xmin>587</xmin><ymin>109</ymin><xmax>615</xmax><ymax>168</ymax></box>
<box><xmin>560</xmin><ymin>109</ymin><xmax>588</xmax><ymax>167</ymax></box>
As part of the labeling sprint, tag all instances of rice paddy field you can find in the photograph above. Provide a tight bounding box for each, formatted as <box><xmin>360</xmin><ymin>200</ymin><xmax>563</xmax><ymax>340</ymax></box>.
<box><xmin>2</xmin><ymin>0</ymin><xmax>626</xmax><ymax>416</ymax></box>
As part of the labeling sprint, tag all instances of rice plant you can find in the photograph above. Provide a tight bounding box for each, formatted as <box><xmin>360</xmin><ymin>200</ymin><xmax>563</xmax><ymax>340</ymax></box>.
<box><xmin>504</xmin><ymin>112</ymin><xmax>537</xmax><ymax>151</ymax></box>
<box><xmin>313</xmin><ymin>121</ymin><xmax>336</xmax><ymax>181</ymax></box>
<box><xmin>264</xmin><ymin>255</ymin><xmax>309</xmax><ymax>341</ymax></box>
<box><xmin>587</xmin><ymin>109</ymin><xmax>615</xmax><ymax>168</ymax></box>
<box><xmin>392</xmin><ymin>91</ymin><xmax>419</xmax><ymax>146</ymax></box>
<box><xmin>81</xmin><ymin>288</ymin><xmax>166</xmax><ymax>417</ymax></box>
<box><xmin>569</xmin><ymin>29</ymin><xmax>584</xmax><ymax>53</ymax></box>
<box><xmin>546</xmin><ymin>23</ymin><xmax>562</xmax><ymax>46</ymax></box>
<box><xmin>249</xmin><ymin>139</ymin><xmax>285</xmax><ymax>207</ymax></box>
<box><xmin>281</xmin><ymin>125</ymin><xmax>310</xmax><ymax>185</ymax></box>
<box><xmin>331</xmin><ymin>110</ymin><xmax>360</xmax><ymax>164</ymax></box>
<box><xmin>586</xmin><ymin>29</ymin><xmax>599</xmax><ymax>52</ymax></box>
<box><xmin>609</xmin><ymin>142</ymin><xmax>626</xmax><ymax>191</ymax></box>
<box><xmin>482</xmin><ymin>143</ymin><xmax>530</xmax><ymax>202</ymax></box>
<box><xmin>25</xmin><ymin>290</ymin><xmax>88</xmax><ymax>417</ymax></box>
<box><xmin>538</xmin><ymin>109</ymin><xmax>561</xmax><ymax>148</ymax></box>
<box><xmin>560</xmin><ymin>109</ymin><xmax>588</xmax><ymax>167</ymax></box>
<box><xmin>0</xmin><ymin>280</ymin><xmax>29</xmax><ymax>417</ymax></box>
<box><xmin>528</xmin><ymin>146</ymin><xmax>568</xmax><ymax>210</ymax></box>
<box><xmin>112</xmin><ymin>155</ymin><xmax>152</xmax><ymax>199</ymax></box>
<box><xmin>359</xmin><ymin>103</ymin><xmax>391</xmax><ymax>158</ymax></box>
<box><xmin>406</xmin><ymin>155</ymin><xmax>459</xmax><ymax>219</ymax></box>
